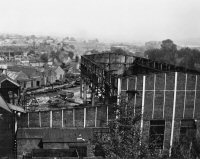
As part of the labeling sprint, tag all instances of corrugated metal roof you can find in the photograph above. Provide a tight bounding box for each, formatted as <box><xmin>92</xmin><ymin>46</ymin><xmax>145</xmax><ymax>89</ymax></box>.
<box><xmin>7</xmin><ymin>65</ymin><xmax>42</xmax><ymax>78</ymax></box>
<box><xmin>0</xmin><ymin>95</ymin><xmax>11</xmax><ymax>112</ymax></box>
<box><xmin>8</xmin><ymin>103</ymin><xmax>25</xmax><ymax>113</ymax></box>
<box><xmin>6</xmin><ymin>71</ymin><xmax>20</xmax><ymax>80</ymax></box>
<box><xmin>0</xmin><ymin>74</ymin><xmax>20</xmax><ymax>86</ymax></box>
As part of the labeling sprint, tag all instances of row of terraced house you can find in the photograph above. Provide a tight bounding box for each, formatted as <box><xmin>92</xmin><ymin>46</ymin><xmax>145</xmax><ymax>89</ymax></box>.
<box><xmin>0</xmin><ymin>64</ymin><xmax>65</xmax><ymax>90</ymax></box>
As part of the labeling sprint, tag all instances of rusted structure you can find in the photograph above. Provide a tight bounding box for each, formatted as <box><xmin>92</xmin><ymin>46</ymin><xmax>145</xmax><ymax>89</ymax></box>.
<box><xmin>80</xmin><ymin>51</ymin><xmax>200</xmax><ymax>154</ymax></box>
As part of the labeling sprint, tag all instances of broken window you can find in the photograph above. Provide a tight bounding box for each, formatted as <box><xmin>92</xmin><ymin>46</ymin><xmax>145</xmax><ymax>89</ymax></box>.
<box><xmin>180</xmin><ymin>119</ymin><xmax>196</xmax><ymax>143</ymax></box>
<box><xmin>36</xmin><ymin>81</ymin><xmax>40</xmax><ymax>87</ymax></box>
<box><xmin>149</xmin><ymin>120</ymin><xmax>165</xmax><ymax>149</ymax></box>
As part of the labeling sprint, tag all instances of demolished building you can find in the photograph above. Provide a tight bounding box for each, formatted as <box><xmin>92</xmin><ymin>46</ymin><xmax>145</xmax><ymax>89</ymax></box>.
<box><xmin>17</xmin><ymin>51</ymin><xmax>200</xmax><ymax>158</ymax></box>
<box><xmin>80</xmin><ymin>51</ymin><xmax>200</xmax><ymax>154</ymax></box>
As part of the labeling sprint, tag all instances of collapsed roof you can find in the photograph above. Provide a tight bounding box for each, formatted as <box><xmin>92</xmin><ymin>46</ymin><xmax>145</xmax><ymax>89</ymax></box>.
<box><xmin>83</xmin><ymin>52</ymin><xmax>200</xmax><ymax>77</ymax></box>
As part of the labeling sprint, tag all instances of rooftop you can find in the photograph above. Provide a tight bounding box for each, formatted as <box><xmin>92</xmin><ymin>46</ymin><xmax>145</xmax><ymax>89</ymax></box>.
<box><xmin>0</xmin><ymin>74</ymin><xmax>20</xmax><ymax>87</ymax></box>
<box><xmin>7</xmin><ymin>65</ymin><xmax>42</xmax><ymax>78</ymax></box>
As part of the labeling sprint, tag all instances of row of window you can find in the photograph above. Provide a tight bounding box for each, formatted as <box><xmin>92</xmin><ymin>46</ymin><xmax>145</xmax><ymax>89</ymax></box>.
<box><xmin>149</xmin><ymin>119</ymin><xmax>197</xmax><ymax>149</ymax></box>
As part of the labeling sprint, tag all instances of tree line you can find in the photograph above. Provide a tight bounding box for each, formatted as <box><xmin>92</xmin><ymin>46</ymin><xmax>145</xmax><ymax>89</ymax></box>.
<box><xmin>144</xmin><ymin>39</ymin><xmax>200</xmax><ymax>71</ymax></box>
<box><xmin>93</xmin><ymin>101</ymin><xmax>200</xmax><ymax>159</ymax></box>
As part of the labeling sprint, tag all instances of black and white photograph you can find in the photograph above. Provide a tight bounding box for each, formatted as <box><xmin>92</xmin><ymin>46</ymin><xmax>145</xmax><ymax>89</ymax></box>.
<box><xmin>0</xmin><ymin>0</ymin><xmax>200</xmax><ymax>158</ymax></box>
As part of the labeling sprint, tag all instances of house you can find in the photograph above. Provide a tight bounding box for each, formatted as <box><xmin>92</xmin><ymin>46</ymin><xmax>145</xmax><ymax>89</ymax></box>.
<box><xmin>66</xmin><ymin>61</ymin><xmax>80</xmax><ymax>76</ymax></box>
<box><xmin>29</xmin><ymin>59</ymin><xmax>45</xmax><ymax>67</ymax></box>
<box><xmin>29</xmin><ymin>59</ymin><xmax>53</xmax><ymax>67</ymax></box>
<box><xmin>6</xmin><ymin>70</ymin><xmax>32</xmax><ymax>90</ymax></box>
<box><xmin>7</xmin><ymin>66</ymin><xmax>43</xmax><ymax>89</ymax></box>
<box><xmin>43</xmin><ymin>66</ymin><xmax>57</xmax><ymax>85</ymax></box>
<box><xmin>0</xmin><ymin>63</ymin><xmax>7</xmax><ymax>74</ymax></box>
<box><xmin>20</xmin><ymin>58</ymin><xmax>29</xmax><ymax>66</ymax></box>
<box><xmin>14</xmin><ymin>55</ymin><xmax>23</xmax><ymax>61</ymax></box>
<box><xmin>42</xmin><ymin>65</ymin><xmax>65</xmax><ymax>85</ymax></box>
<box><xmin>53</xmin><ymin>66</ymin><xmax>65</xmax><ymax>81</ymax></box>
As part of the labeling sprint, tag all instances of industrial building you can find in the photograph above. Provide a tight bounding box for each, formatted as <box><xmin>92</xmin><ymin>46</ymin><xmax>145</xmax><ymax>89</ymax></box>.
<box><xmin>80</xmin><ymin>51</ymin><xmax>200</xmax><ymax>154</ymax></box>
<box><xmin>16</xmin><ymin>51</ymin><xmax>200</xmax><ymax>158</ymax></box>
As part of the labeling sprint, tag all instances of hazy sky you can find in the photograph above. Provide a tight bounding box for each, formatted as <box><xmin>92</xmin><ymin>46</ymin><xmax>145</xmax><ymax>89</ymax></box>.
<box><xmin>0</xmin><ymin>0</ymin><xmax>199</xmax><ymax>42</ymax></box>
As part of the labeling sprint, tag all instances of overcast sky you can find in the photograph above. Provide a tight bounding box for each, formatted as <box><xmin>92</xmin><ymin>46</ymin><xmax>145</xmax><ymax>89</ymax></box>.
<box><xmin>0</xmin><ymin>0</ymin><xmax>199</xmax><ymax>43</ymax></box>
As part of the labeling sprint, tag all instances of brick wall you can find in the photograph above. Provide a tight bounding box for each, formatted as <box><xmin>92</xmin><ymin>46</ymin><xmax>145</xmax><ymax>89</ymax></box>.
<box><xmin>75</xmin><ymin>108</ymin><xmax>84</xmax><ymax>127</ymax></box>
<box><xmin>18</xmin><ymin>106</ymin><xmax>109</xmax><ymax>129</ymax></box>
<box><xmin>96</xmin><ymin>106</ymin><xmax>107</xmax><ymax>127</ymax></box>
<box><xmin>52</xmin><ymin>110</ymin><xmax>62</xmax><ymax>128</ymax></box>
<box><xmin>86</xmin><ymin>107</ymin><xmax>95</xmax><ymax>127</ymax></box>
<box><xmin>120</xmin><ymin>71</ymin><xmax>200</xmax><ymax>151</ymax></box>
<box><xmin>63</xmin><ymin>109</ymin><xmax>73</xmax><ymax>127</ymax></box>
<box><xmin>17</xmin><ymin>128</ymin><xmax>101</xmax><ymax>158</ymax></box>
<box><xmin>121</xmin><ymin>72</ymin><xmax>200</xmax><ymax>121</ymax></box>
<box><xmin>41</xmin><ymin>111</ymin><xmax>50</xmax><ymax>127</ymax></box>
<box><xmin>29</xmin><ymin>112</ymin><xmax>39</xmax><ymax>127</ymax></box>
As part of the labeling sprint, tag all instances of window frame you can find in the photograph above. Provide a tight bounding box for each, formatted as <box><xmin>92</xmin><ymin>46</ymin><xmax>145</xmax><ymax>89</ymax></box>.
<box><xmin>149</xmin><ymin>120</ymin><xmax>165</xmax><ymax>149</ymax></box>
<box><xmin>179</xmin><ymin>119</ymin><xmax>196</xmax><ymax>142</ymax></box>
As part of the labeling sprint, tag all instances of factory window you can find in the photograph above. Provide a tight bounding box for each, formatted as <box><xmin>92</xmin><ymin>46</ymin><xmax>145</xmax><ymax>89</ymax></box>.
<box><xmin>121</xmin><ymin>78</ymin><xmax>127</xmax><ymax>90</ymax></box>
<box><xmin>149</xmin><ymin>120</ymin><xmax>165</xmax><ymax>149</ymax></box>
<box><xmin>180</xmin><ymin>119</ymin><xmax>196</xmax><ymax>142</ymax></box>
<box><xmin>36</xmin><ymin>81</ymin><xmax>40</xmax><ymax>86</ymax></box>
